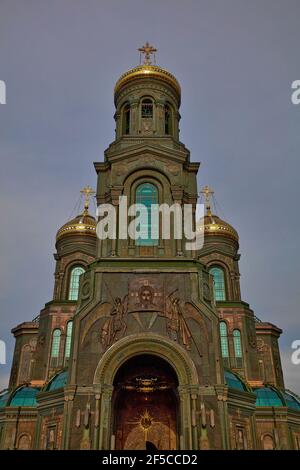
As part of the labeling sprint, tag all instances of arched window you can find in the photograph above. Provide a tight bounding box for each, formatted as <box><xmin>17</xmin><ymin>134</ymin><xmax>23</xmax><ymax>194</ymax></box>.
<box><xmin>209</xmin><ymin>266</ymin><xmax>226</xmax><ymax>301</ymax></box>
<box><xmin>233</xmin><ymin>329</ymin><xmax>243</xmax><ymax>368</ymax></box>
<box><xmin>262</xmin><ymin>434</ymin><xmax>274</xmax><ymax>450</ymax></box>
<box><xmin>165</xmin><ymin>104</ymin><xmax>172</xmax><ymax>135</ymax></box>
<box><xmin>135</xmin><ymin>183</ymin><xmax>159</xmax><ymax>246</ymax></box>
<box><xmin>141</xmin><ymin>99</ymin><xmax>153</xmax><ymax>118</ymax></box>
<box><xmin>51</xmin><ymin>330</ymin><xmax>61</xmax><ymax>358</ymax></box>
<box><xmin>68</xmin><ymin>266</ymin><xmax>85</xmax><ymax>300</ymax></box>
<box><xmin>123</xmin><ymin>103</ymin><xmax>130</xmax><ymax>135</ymax></box>
<box><xmin>219</xmin><ymin>322</ymin><xmax>229</xmax><ymax>365</ymax></box>
<box><xmin>64</xmin><ymin>321</ymin><xmax>73</xmax><ymax>364</ymax></box>
<box><xmin>17</xmin><ymin>434</ymin><xmax>31</xmax><ymax>450</ymax></box>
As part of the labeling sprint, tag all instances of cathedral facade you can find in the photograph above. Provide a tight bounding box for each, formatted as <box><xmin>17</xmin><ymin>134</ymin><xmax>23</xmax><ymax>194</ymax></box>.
<box><xmin>0</xmin><ymin>45</ymin><xmax>300</xmax><ymax>450</ymax></box>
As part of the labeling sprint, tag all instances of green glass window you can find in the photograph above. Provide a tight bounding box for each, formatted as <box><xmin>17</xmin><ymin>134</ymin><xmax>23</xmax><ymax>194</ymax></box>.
<box><xmin>64</xmin><ymin>321</ymin><xmax>73</xmax><ymax>359</ymax></box>
<box><xmin>233</xmin><ymin>330</ymin><xmax>243</xmax><ymax>358</ymax></box>
<box><xmin>47</xmin><ymin>370</ymin><xmax>68</xmax><ymax>391</ymax></box>
<box><xmin>136</xmin><ymin>183</ymin><xmax>159</xmax><ymax>246</ymax></box>
<box><xmin>210</xmin><ymin>266</ymin><xmax>226</xmax><ymax>301</ymax></box>
<box><xmin>9</xmin><ymin>386</ymin><xmax>40</xmax><ymax>407</ymax></box>
<box><xmin>254</xmin><ymin>387</ymin><xmax>284</xmax><ymax>407</ymax></box>
<box><xmin>219</xmin><ymin>321</ymin><xmax>229</xmax><ymax>358</ymax></box>
<box><xmin>51</xmin><ymin>329</ymin><xmax>61</xmax><ymax>358</ymax></box>
<box><xmin>68</xmin><ymin>266</ymin><xmax>85</xmax><ymax>300</ymax></box>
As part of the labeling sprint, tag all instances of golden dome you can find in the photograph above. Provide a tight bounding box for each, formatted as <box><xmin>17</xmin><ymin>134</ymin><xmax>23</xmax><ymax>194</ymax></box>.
<box><xmin>114</xmin><ymin>65</ymin><xmax>181</xmax><ymax>101</ymax></box>
<box><xmin>56</xmin><ymin>186</ymin><xmax>96</xmax><ymax>242</ymax></box>
<box><xmin>197</xmin><ymin>214</ymin><xmax>239</xmax><ymax>243</ymax></box>
<box><xmin>56</xmin><ymin>212</ymin><xmax>96</xmax><ymax>242</ymax></box>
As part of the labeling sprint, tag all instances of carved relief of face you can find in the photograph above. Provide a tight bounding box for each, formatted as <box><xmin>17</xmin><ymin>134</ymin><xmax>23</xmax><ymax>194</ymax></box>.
<box><xmin>139</xmin><ymin>286</ymin><xmax>153</xmax><ymax>305</ymax></box>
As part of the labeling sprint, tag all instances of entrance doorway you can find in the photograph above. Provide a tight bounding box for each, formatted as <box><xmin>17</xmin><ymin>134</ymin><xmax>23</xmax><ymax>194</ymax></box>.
<box><xmin>113</xmin><ymin>354</ymin><xmax>179</xmax><ymax>450</ymax></box>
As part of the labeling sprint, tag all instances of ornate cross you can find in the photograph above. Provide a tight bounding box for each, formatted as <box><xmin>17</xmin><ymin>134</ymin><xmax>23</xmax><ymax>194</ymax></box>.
<box><xmin>138</xmin><ymin>42</ymin><xmax>157</xmax><ymax>65</ymax></box>
<box><xmin>200</xmin><ymin>185</ymin><xmax>214</xmax><ymax>216</ymax></box>
<box><xmin>80</xmin><ymin>185</ymin><xmax>95</xmax><ymax>214</ymax></box>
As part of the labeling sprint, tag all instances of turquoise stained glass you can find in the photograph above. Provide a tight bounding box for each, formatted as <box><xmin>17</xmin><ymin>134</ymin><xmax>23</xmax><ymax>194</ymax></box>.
<box><xmin>68</xmin><ymin>266</ymin><xmax>85</xmax><ymax>300</ymax></box>
<box><xmin>209</xmin><ymin>267</ymin><xmax>226</xmax><ymax>301</ymax></box>
<box><xmin>51</xmin><ymin>329</ymin><xmax>61</xmax><ymax>358</ymax></box>
<box><xmin>47</xmin><ymin>370</ymin><xmax>68</xmax><ymax>391</ymax></box>
<box><xmin>9</xmin><ymin>386</ymin><xmax>40</xmax><ymax>407</ymax></box>
<box><xmin>64</xmin><ymin>321</ymin><xmax>73</xmax><ymax>359</ymax></box>
<box><xmin>219</xmin><ymin>321</ymin><xmax>229</xmax><ymax>358</ymax></box>
<box><xmin>0</xmin><ymin>389</ymin><xmax>10</xmax><ymax>408</ymax></box>
<box><xmin>233</xmin><ymin>330</ymin><xmax>243</xmax><ymax>358</ymax></box>
<box><xmin>224</xmin><ymin>370</ymin><xmax>247</xmax><ymax>391</ymax></box>
<box><xmin>254</xmin><ymin>387</ymin><xmax>284</xmax><ymax>407</ymax></box>
<box><xmin>135</xmin><ymin>183</ymin><xmax>159</xmax><ymax>246</ymax></box>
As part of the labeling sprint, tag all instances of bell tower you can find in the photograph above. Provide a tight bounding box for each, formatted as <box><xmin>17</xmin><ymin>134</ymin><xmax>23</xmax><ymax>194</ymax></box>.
<box><xmin>113</xmin><ymin>42</ymin><xmax>181</xmax><ymax>144</ymax></box>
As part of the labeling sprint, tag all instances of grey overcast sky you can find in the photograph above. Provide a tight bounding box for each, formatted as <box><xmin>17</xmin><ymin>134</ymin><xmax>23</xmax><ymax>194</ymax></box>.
<box><xmin>0</xmin><ymin>0</ymin><xmax>299</xmax><ymax>393</ymax></box>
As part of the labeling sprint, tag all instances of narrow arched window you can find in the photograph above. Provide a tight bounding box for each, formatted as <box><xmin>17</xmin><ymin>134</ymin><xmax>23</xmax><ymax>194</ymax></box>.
<box><xmin>64</xmin><ymin>321</ymin><xmax>73</xmax><ymax>362</ymax></box>
<box><xmin>262</xmin><ymin>434</ymin><xmax>274</xmax><ymax>450</ymax></box>
<box><xmin>233</xmin><ymin>330</ymin><xmax>242</xmax><ymax>358</ymax></box>
<box><xmin>123</xmin><ymin>103</ymin><xmax>130</xmax><ymax>135</ymax></box>
<box><xmin>68</xmin><ymin>266</ymin><xmax>85</xmax><ymax>300</ymax></box>
<box><xmin>165</xmin><ymin>104</ymin><xmax>172</xmax><ymax>135</ymax></box>
<box><xmin>209</xmin><ymin>266</ymin><xmax>226</xmax><ymax>301</ymax></box>
<box><xmin>51</xmin><ymin>329</ymin><xmax>61</xmax><ymax>358</ymax></box>
<box><xmin>141</xmin><ymin>99</ymin><xmax>153</xmax><ymax>118</ymax></box>
<box><xmin>135</xmin><ymin>183</ymin><xmax>158</xmax><ymax>246</ymax></box>
<box><xmin>219</xmin><ymin>322</ymin><xmax>229</xmax><ymax>359</ymax></box>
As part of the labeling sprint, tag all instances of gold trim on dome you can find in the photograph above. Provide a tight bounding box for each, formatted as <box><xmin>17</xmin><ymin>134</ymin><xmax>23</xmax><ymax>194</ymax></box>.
<box><xmin>197</xmin><ymin>216</ymin><xmax>239</xmax><ymax>242</ymax></box>
<box><xmin>56</xmin><ymin>218</ymin><xmax>96</xmax><ymax>241</ymax></box>
<box><xmin>114</xmin><ymin>65</ymin><xmax>181</xmax><ymax>98</ymax></box>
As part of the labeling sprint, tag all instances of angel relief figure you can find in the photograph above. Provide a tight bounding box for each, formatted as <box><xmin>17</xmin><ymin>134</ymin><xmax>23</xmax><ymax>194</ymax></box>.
<box><xmin>101</xmin><ymin>295</ymin><xmax>128</xmax><ymax>350</ymax></box>
<box><xmin>165</xmin><ymin>290</ymin><xmax>192</xmax><ymax>350</ymax></box>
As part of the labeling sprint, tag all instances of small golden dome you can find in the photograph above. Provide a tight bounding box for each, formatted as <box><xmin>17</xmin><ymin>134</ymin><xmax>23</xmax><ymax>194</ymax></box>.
<box><xmin>56</xmin><ymin>186</ymin><xmax>96</xmax><ymax>242</ymax></box>
<box><xmin>114</xmin><ymin>65</ymin><xmax>181</xmax><ymax>101</ymax></box>
<box><xmin>197</xmin><ymin>214</ymin><xmax>239</xmax><ymax>243</ymax></box>
<box><xmin>56</xmin><ymin>212</ymin><xmax>96</xmax><ymax>241</ymax></box>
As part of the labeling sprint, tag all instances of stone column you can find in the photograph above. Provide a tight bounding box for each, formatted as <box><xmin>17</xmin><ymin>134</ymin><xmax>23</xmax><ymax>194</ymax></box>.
<box><xmin>93</xmin><ymin>385</ymin><xmax>102</xmax><ymax>450</ymax></box>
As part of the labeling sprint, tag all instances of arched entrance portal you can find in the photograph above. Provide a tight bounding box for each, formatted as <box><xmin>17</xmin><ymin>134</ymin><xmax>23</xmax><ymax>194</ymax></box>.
<box><xmin>113</xmin><ymin>355</ymin><xmax>178</xmax><ymax>450</ymax></box>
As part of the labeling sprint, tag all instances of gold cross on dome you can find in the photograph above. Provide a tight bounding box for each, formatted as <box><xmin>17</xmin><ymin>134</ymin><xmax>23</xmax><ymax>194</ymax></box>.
<box><xmin>138</xmin><ymin>42</ymin><xmax>157</xmax><ymax>65</ymax></box>
<box><xmin>80</xmin><ymin>185</ymin><xmax>95</xmax><ymax>214</ymax></box>
<box><xmin>200</xmin><ymin>185</ymin><xmax>214</xmax><ymax>216</ymax></box>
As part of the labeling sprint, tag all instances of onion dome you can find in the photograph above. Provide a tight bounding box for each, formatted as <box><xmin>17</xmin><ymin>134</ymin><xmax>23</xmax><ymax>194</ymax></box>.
<box><xmin>114</xmin><ymin>42</ymin><xmax>181</xmax><ymax>104</ymax></box>
<box><xmin>45</xmin><ymin>370</ymin><xmax>68</xmax><ymax>391</ymax></box>
<box><xmin>8</xmin><ymin>386</ymin><xmax>40</xmax><ymax>407</ymax></box>
<box><xmin>196</xmin><ymin>186</ymin><xmax>239</xmax><ymax>243</ymax></box>
<box><xmin>56</xmin><ymin>186</ymin><xmax>96</xmax><ymax>242</ymax></box>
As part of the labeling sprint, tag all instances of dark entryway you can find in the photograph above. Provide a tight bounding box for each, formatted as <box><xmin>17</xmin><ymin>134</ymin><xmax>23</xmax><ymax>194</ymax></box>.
<box><xmin>113</xmin><ymin>354</ymin><xmax>179</xmax><ymax>450</ymax></box>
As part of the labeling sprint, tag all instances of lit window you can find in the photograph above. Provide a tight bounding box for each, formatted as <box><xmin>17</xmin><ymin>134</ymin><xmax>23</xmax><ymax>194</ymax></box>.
<box><xmin>136</xmin><ymin>183</ymin><xmax>159</xmax><ymax>246</ymax></box>
<box><xmin>233</xmin><ymin>330</ymin><xmax>242</xmax><ymax>358</ymax></box>
<box><xmin>51</xmin><ymin>329</ymin><xmax>61</xmax><ymax>358</ymax></box>
<box><xmin>219</xmin><ymin>321</ymin><xmax>229</xmax><ymax>358</ymax></box>
<box><xmin>209</xmin><ymin>266</ymin><xmax>226</xmax><ymax>301</ymax></box>
<box><xmin>64</xmin><ymin>321</ymin><xmax>73</xmax><ymax>360</ymax></box>
<box><xmin>141</xmin><ymin>99</ymin><xmax>153</xmax><ymax>118</ymax></box>
<box><xmin>68</xmin><ymin>267</ymin><xmax>85</xmax><ymax>300</ymax></box>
